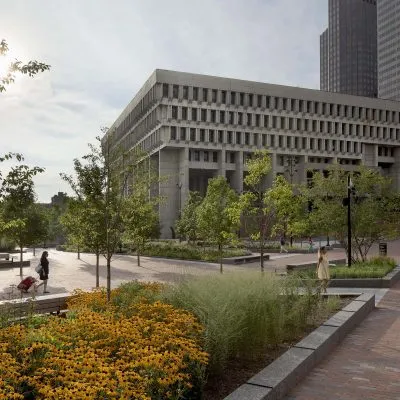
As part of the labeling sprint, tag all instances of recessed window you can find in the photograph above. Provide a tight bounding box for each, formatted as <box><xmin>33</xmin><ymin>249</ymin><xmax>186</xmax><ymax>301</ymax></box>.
<box><xmin>172</xmin><ymin>106</ymin><xmax>178</xmax><ymax>119</ymax></box>
<box><xmin>173</xmin><ymin>85</ymin><xmax>179</xmax><ymax>98</ymax></box>
<box><xmin>213</xmin><ymin>151</ymin><xmax>218</xmax><ymax>162</ymax></box>
<box><xmin>183</xmin><ymin>86</ymin><xmax>189</xmax><ymax>100</ymax></box>
<box><xmin>194</xmin><ymin>150</ymin><xmax>200</xmax><ymax>161</ymax></box>
<box><xmin>209</xmin><ymin>129</ymin><xmax>215</xmax><ymax>143</ymax></box>
<box><xmin>170</xmin><ymin>126</ymin><xmax>176</xmax><ymax>140</ymax></box>
<box><xmin>193</xmin><ymin>87</ymin><xmax>199</xmax><ymax>101</ymax></box>
<box><xmin>190</xmin><ymin>128</ymin><xmax>196</xmax><ymax>141</ymax></box>
<box><xmin>200</xmin><ymin>129</ymin><xmax>205</xmax><ymax>142</ymax></box>
<box><xmin>180</xmin><ymin>127</ymin><xmax>186</xmax><ymax>141</ymax></box>
<box><xmin>204</xmin><ymin>151</ymin><xmax>209</xmax><ymax>162</ymax></box>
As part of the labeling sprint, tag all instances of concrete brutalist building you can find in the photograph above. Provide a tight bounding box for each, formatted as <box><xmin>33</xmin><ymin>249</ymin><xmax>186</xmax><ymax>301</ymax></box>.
<box><xmin>320</xmin><ymin>0</ymin><xmax>378</xmax><ymax>98</ymax></box>
<box><xmin>378</xmin><ymin>0</ymin><xmax>400</xmax><ymax>101</ymax></box>
<box><xmin>105</xmin><ymin>69</ymin><xmax>400</xmax><ymax>238</ymax></box>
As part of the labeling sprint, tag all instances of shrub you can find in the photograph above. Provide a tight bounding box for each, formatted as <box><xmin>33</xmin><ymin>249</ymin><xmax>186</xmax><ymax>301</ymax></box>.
<box><xmin>160</xmin><ymin>272</ymin><xmax>324</xmax><ymax>375</ymax></box>
<box><xmin>140</xmin><ymin>242</ymin><xmax>248</xmax><ymax>262</ymax></box>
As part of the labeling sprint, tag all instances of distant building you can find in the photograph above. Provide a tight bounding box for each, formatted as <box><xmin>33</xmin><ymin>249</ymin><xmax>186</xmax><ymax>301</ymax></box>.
<box><xmin>377</xmin><ymin>0</ymin><xmax>400</xmax><ymax>100</ymax></box>
<box><xmin>320</xmin><ymin>0</ymin><xmax>378</xmax><ymax>98</ymax></box>
<box><xmin>104</xmin><ymin>69</ymin><xmax>400</xmax><ymax>238</ymax></box>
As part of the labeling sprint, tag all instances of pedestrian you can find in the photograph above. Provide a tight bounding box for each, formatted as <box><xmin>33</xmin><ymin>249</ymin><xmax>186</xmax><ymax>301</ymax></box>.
<box><xmin>35</xmin><ymin>251</ymin><xmax>50</xmax><ymax>294</ymax></box>
<box><xmin>308</xmin><ymin>236</ymin><xmax>314</xmax><ymax>252</ymax></box>
<box><xmin>317</xmin><ymin>246</ymin><xmax>330</xmax><ymax>293</ymax></box>
<box><xmin>280</xmin><ymin>236</ymin><xmax>288</xmax><ymax>253</ymax></box>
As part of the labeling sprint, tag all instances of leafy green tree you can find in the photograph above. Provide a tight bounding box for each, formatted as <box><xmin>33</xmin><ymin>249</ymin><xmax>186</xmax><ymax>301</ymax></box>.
<box><xmin>122</xmin><ymin>191</ymin><xmax>159</xmax><ymax>267</ymax></box>
<box><xmin>301</xmin><ymin>165</ymin><xmax>396</xmax><ymax>262</ymax></box>
<box><xmin>0</xmin><ymin>39</ymin><xmax>50</xmax><ymax>92</ymax></box>
<box><xmin>265</xmin><ymin>175</ymin><xmax>307</xmax><ymax>239</ymax></box>
<box><xmin>62</xmin><ymin>133</ymin><xmax>134</xmax><ymax>299</ymax></box>
<box><xmin>240</xmin><ymin>150</ymin><xmax>272</xmax><ymax>272</ymax></box>
<box><xmin>0</xmin><ymin>154</ymin><xmax>44</xmax><ymax>275</ymax></box>
<box><xmin>196</xmin><ymin>176</ymin><xmax>240</xmax><ymax>273</ymax></box>
<box><xmin>59</xmin><ymin>199</ymin><xmax>87</xmax><ymax>261</ymax></box>
<box><xmin>175</xmin><ymin>191</ymin><xmax>203</xmax><ymax>243</ymax></box>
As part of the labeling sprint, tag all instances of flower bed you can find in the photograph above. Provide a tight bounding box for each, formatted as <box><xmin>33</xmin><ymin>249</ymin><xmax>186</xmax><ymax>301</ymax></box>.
<box><xmin>0</xmin><ymin>284</ymin><xmax>207</xmax><ymax>399</ymax></box>
<box><xmin>0</xmin><ymin>276</ymin><xmax>345</xmax><ymax>399</ymax></box>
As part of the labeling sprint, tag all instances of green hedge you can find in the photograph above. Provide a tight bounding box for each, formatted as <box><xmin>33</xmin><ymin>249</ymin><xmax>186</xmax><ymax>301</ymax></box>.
<box><xmin>141</xmin><ymin>243</ymin><xmax>249</xmax><ymax>262</ymax></box>
<box><xmin>331</xmin><ymin>257</ymin><xmax>397</xmax><ymax>279</ymax></box>
<box><xmin>297</xmin><ymin>256</ymin><xmax>397</xmax><ymax>279</ymax></box>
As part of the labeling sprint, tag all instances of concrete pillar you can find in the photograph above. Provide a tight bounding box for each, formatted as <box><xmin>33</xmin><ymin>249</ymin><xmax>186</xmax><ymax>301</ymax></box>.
<box><xmin>218</xmin><ymin>149</ymin><xmax>226</xmax><ymax>178</ymax></box>
<box><xmin>362</xmin><ymin>143</ymin><xmax>378</xmax><ymax>168</ymax></box>
<box><xmin>179</xmin><ymin>147</ymin><xmax>190</xmax><ymax>211</ymax></box>
<box><xmin>159</xmin><ymin>148</ymin><xmax>179</xmax><ymax>238</ymax></box>
<box><xmin>232</xmin><ymin>151</ymin><xmax>243</xmax><ymax>193</ymax></box>
<box><xmin>390</xmin><ymin>147</ymin><xmax>400</xmax><ymax>191</ymax></box>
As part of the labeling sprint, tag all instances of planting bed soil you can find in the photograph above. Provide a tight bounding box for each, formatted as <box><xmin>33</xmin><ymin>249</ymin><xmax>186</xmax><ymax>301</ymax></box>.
<box><xmin>203</xmin><ymin>297</ymin><xmax>352</xmax><ymax>400</ymax></box>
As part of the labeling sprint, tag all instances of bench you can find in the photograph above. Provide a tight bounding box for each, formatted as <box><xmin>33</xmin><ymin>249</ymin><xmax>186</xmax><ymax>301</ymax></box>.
<box><xmin>0</xmin><ymin>253</ymin><xmax>10</xmax><ymax>260</ymax></box>
<box><xmin>0</xmin><ymin>293</ymin><xmax>70</xmax><ymax>316</ymax></box>
<box><xmin>222</xmin><ymin>254</ymin><xmax>267</xmax><ymax>265</ymax></box>
<box><xmin>286</xmin><ymin>258</ymin><xmax>347</xmax><ymax>273</ymax></box>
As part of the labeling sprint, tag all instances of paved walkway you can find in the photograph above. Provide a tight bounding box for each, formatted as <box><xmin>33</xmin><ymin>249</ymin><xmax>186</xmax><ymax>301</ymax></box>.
<box><xmin>286</xmin><ymin>280</ymin><xmax>400</xmax><ymax>400</ymax></box>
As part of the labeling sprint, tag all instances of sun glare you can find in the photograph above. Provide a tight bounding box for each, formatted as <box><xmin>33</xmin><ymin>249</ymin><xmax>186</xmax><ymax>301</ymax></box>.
<box><xmin>0</xmin><ymin>54</ymin><xmax>11</xmax><ymax>77</ymax></box>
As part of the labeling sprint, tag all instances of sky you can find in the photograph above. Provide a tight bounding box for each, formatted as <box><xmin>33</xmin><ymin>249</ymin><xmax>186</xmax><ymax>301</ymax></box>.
<box><xmin>0</xmin><ymin>0</ymin><xmax>328</xmax><ymax>202</ymax></box>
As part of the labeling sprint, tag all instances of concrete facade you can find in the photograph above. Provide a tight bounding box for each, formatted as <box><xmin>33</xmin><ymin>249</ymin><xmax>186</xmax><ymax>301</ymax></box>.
<box><xmin>320</xmin><ymin>0</ymin><xmax>378</xmax><ymax>98</ymax></box>
<box><xmin>105</xmin><ymin>69</ymin><xmax>400</xmax><ymax>238</ymax></box>
<box><xmin>377</xmin><ymin>0</ymin><xmax>400</xmax><ymax>101</ymax></box>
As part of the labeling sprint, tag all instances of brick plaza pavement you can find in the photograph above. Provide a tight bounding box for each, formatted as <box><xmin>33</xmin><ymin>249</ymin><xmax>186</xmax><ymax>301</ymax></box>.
<box><xmin>286</xmin><ymin>280</ymin><xmax>400</xmax><ymax>400</ymax></box>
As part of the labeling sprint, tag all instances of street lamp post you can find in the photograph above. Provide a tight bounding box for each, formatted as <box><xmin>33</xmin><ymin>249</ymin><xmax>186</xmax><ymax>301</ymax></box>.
<box><xmin>347</xmin><ymin>175</ymin><xmax>353</xmax><ymax>267</ymax></box>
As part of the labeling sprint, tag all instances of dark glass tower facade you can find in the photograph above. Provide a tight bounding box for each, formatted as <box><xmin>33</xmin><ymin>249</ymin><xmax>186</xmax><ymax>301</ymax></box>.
<box><xmin>320</xmin><ymin>0</ymin><xmax>378</xmax><ymax>98</ymax></box>
<box><xmin>377</xmin><ymin>0</ymin><xmax>400</xmax><ymax>100</ymax></box>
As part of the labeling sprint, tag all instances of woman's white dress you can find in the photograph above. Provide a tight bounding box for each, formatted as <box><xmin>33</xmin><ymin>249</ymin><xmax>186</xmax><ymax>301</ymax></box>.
<box><xmin>317</xmin><ymin>254</ymin><xmax>330</xmax><ymax>280</ymax></box>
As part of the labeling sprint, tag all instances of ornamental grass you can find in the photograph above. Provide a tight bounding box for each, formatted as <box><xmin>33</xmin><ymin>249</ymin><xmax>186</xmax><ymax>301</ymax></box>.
<box><xmin>0</xmin><ymin>286</ymin><xmax>207</xmax><ymax>399</ymax></box>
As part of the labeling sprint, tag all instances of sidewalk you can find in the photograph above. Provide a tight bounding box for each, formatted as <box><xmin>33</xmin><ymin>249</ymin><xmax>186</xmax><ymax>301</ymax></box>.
<box><xmin>286</xmin><ymin>280</ymin><xmax>400</xmax><ymax>400</ymax></box>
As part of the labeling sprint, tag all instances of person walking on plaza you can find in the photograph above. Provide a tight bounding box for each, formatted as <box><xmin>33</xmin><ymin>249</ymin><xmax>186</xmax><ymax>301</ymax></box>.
<box><xmin>35</xmin><ymin>251</ymin><xmax>50</xmax><ymax>294</ymax></box>
<box><xmin>280</xmin><ymin>236</ymin><xmax>288</xmax><ymax>253</ymax></box>
<box><xmin>317</xmin><ymin>246</ymin><xmax>330</xmax><ymax>293</ymax></box>
<box><xmin>308</xmin><ymin>236</ymin><xmax>314</xmax><ymax>252</ymax></box>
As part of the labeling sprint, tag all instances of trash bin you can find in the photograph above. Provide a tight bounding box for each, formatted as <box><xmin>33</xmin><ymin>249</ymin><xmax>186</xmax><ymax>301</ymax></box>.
<box><xmin>379</xmin><ymin>242</ymin><xmax>387</xmax><ymax>257</ymax></box>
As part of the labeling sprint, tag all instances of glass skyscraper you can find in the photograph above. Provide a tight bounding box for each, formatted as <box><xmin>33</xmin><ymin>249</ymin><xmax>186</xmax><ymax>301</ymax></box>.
<box><xmin>320</xmin><ymin>0</ymin><xmax>378</xmax><ymax>98</ymax></box>
<box><xmin>377</xmin><ymin>0</ymin><xmax>400</xmax><ymax>100</ymax></box>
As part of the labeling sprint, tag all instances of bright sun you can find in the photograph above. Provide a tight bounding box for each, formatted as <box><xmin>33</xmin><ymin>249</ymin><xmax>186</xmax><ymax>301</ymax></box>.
<box><xmin>0</xmin><ymin>54</ymin><xmax>12</xmax><ymax>77</ymax></box>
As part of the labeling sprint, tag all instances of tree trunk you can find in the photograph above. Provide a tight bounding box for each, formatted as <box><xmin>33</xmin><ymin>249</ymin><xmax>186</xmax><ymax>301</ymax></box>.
<box><xmin>77</xmin><ymin>245</ymin><xmax>81</xmax><ymax>260</ymax></box>
<box><xmin>137</xmin><ymin>251</ymin><xmax>140</xmax><ymax>267</ymax></box>
<box><xmin>19</xmin><ymin>246</ymin><xmax>23</xmax><ymax>276</ymax></box>
<box><xmin>33</xmin><ymin>247</ymin><xmax>36</xmax><ymax>256</ymax></box>
<box><xmin>260</xmin><ymin>241</ymin><xmax>264</xmax><ymax>273</ymax></box>
<box><xmin>219</xmin><ymin>244</ymin><xmax>223</xmax><ymax>274</ymax></box>
<box><xmin>96</xmin><ymin>252</ymin><xmax>100</xmax><ymax>288</ymax></box>
<box><xmin>106</xmin><ymin>254</ymin><xmax>111</xmax><ymax>302</ymax></box>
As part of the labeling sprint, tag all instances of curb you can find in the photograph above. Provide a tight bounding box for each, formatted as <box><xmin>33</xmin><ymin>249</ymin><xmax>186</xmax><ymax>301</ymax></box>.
<box><xmin>224</xmin><ymin>293</ymin><xmax>375</xmax><ymax>400</ymax></box>
<box><xmin>329</xmin><ymin>266</ymin><xmax>400</xmax><ymax>288</ymax></box>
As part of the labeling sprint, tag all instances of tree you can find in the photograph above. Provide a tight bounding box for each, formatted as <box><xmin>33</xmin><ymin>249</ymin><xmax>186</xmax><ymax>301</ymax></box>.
<box><xmin>61</xmin><ymin>132</ymin><xmax>134</xmax><ymax>299</ymax></box>
<box><xmin>0</xmin><ymin>155</ymin><xmax>44</xmax><ymax>275</ymax></box>
<box><xmin>301</xmin><ymin>165</ymin><xmax>396</xmax><ymax>262</ymax></box>
<box><xmin>196</xmin><ymin>176</ymin><xmax>240</xmax><ymax>273</ymax></box>
<box><xmin>59</xmin><ymin>199</ymin><xmax>87</xmax><ymax>261</ymax></box>
<box><xmin>240</xmin><ymin>150</ymin><xmax>272</xmax><ymax>272</ymax></box>
<box><xmin>122</xmin><ymin>190</ymin><xmax>159</xmax><ymax>267</ymax></box>
<box><xmin>175</xmin><ymin>191</ymin><xmax>203</xmax><ymax>243</ymax></box>
<box><xmin>265</xmin><ymin>175</ymin><xmax>307</xmax><ymax>240</ymax></box>
<box><xmin>0</xmin><ymin>39</ymin><xmax>50</xmax><ymax>92</ymax></box>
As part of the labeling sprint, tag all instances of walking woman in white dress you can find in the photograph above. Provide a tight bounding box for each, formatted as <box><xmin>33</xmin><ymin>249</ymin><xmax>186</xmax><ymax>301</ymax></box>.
<box><xmin>317</xmin><ymin>246</ymin><xmax>330</xmax><ymax>293</ymax></box>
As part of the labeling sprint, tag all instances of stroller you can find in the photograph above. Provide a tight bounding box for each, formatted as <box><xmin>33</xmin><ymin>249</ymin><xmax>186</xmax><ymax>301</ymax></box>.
<box><xmin>17</xmin><ymin>276</ymin><xmax>37</xmax><ymax>293</ymax></box>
